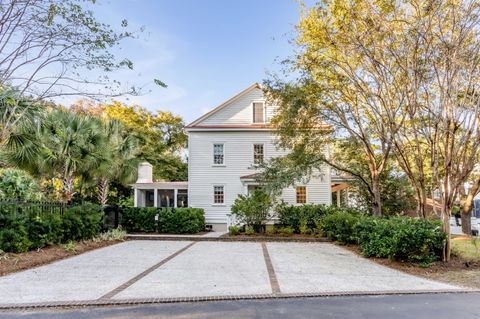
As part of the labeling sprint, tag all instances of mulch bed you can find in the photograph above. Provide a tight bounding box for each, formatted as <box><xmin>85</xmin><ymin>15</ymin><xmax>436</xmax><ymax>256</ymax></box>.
<box><xmin>222</xmin><ymin>233</ymin><xmax>324</xmax><ymax>239</ymax></box>
<box><xmin>0</xmin><ymin>240</ymin><xmax>122</xmax><ymax>277</ymax></box>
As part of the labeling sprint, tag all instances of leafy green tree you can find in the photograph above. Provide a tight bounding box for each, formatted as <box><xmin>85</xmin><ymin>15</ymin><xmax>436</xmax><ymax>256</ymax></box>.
<box><xmin>102</xmin><ymin>101</ymin><xmax>187</xmax><ymax>181</ymax></box>
<box><xmin>0</xmin><ymin>168</ymin><xmax>42</xmax><ymax>200</ymax></box>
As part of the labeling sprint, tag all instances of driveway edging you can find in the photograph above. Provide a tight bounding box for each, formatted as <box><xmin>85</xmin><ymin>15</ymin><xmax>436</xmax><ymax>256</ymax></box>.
<box><xmin>127</xmin><ymin>234</ymin><xmax>331</xmax><ymax>242</ymax></box>
<box><xmin>0</xmin><ymin>289</ymin><xmax>477</xmax><ymax>310</ymax></box>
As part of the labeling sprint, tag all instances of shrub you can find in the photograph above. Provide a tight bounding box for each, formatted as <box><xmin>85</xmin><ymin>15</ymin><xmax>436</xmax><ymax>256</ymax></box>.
<box><xmin>275</xmin><ymin>203</ymin><xmax>346</xmax><ymax>233</ymax></box>
<box><xmin>121</xmin><ymin>207</ymin><xmax>205</xmax><ymax>234</ymax></box>
<box><xmin>231</xmin><ymin>191</ymin><xmax>272</xmax><ymax>228</ymax></box>
<box><xmin>94</xmin><ymin>229</ymin><xmax>127</xmax><ymax>242</ymax></box>
<box><xmin>0</xmin><ymin>168</ymin><xmax>43</xmax><ymax>201</ymax></box>
<box><xmin>121</xmin><ymin>207</ymin><xmax>157</xmax><ymax>232</ymax></box>
<box><xmin>277</xmin><ymin>226</ymin><xmax>295</xmax><ymax>235</ymax></box>
<box><xmin>0</xmin><ymin>210</ymin><xmax>31</xmax><ymax>253</ymax></box>
<box><xmin>321</xmin><ymin>210</ymin><xmax>364</xmax><ymax>244</ymax></box>
<box><xmin>357</xmin><ymin>217</ymin><xmax>446</xmax><ymax>262</ymax></box>
<box><xmin>26</xmin><ymin>214</ymin><xmax>63</xmax><ymax>249</ymax></box>
<box><xmin>158</xmin><ymin>208</ymin><xmax>205</xmax><ymax>234</ymax></box>
<box><xmin>245</xmin><ymin>225</ymin><xmax>255</xmax><ymax>235</ymax></box>
<box><xmin>61</xmin><ymin>203</ymin><xmax>103</xmax><ymax>241</ymax></box>
<box><xmin>318</xmin><ymin>208</ymin><xmax>446</xmax><ymax>263</ymax></box>
<box><xmin>228</xmin><ymin>226</ymin><xmax>241</xmax><ymax>235</ymax></box>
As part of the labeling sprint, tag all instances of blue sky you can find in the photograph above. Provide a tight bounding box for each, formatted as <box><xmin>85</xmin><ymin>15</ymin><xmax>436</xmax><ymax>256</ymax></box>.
<box><xmin>84</xmin><ymin>0</ymin><xmax>305</xmax><ymax>123</ymax></box>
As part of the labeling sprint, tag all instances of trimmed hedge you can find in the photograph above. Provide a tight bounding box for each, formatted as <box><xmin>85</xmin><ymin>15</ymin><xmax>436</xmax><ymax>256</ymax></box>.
<box><xmin>275</xmin><ymin>203</ymin><xmax>362</xmax><ymax>232</ymax></box>
<box><xmin>0</xmin><ymin>203</ymin><xmax>103</xmax><ymax>253</ymax></box>
<box><xmin>122</xmin><ymin>207</ymin><xmax>205</xmax><ymax>234</ymax></box>
<box><xmin>321</xmin><ymin>210</ymin><xmax>446</xmax><ymax>263</ymax></box>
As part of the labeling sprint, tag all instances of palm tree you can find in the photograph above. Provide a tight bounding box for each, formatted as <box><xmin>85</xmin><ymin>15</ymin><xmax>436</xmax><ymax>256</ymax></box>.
<box><xmin>4</xmin><ymin>109</ymin><xmax>107</xmax><ymax>202</ymax></box>
<box><xmin>94</xmin><ymin>119</ymin><xmax>138</xmax><ymax>206</ymax></box>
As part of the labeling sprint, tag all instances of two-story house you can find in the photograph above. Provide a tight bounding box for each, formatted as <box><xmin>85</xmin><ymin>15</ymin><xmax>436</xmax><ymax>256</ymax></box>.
<box><xmin>133</xmin><ymin>83</ymin><xmax>343</xmax><ymax>231</ymax></box>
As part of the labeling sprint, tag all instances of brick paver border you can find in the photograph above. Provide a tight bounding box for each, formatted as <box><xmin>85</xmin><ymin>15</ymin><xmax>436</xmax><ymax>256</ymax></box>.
<box><xmin>0</xmin><ymin>289</ymin><xmax>476</xmax><ymax>310</ymax></box>
<box><xmin>99</xmin><ymin>242</ymin><xmax>197</xmax><ymax>299</ymax></box>
<box><xmin>261</xmin><ymin>243</ymin><xmax>281</xmax><ymax>294</ymax></box>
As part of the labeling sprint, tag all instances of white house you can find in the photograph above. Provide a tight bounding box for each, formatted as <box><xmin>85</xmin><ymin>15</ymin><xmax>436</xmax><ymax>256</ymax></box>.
<box><xmin>133</xmin><ymin>83</ymin><xmax>348</xmax><ymax>231</ymax></box>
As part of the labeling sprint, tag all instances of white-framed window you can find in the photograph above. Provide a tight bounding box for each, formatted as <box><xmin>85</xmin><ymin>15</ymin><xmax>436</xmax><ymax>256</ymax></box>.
<box><xmin>213</xmin><ymin>185</ymin><xmax>225</xmax><ymax>204</ymax></box>
<box><xmin>253</xmin><ymin>143</ymin><xmax>264</xmax><ymax>164</ymax></box>
<box><xmin>213</xmin><ymin>143</ymin><xmax>224</xmax><ymax>165</ymax></box>
<box><xmin>296</xmin><ymin>186</ymin><xmax>307</xmax><ymax>204</ymax></box>
<box><xmin>252</xmin><ymin>102</ymin><xmax>265</xmax><ymax>123</ymax></box>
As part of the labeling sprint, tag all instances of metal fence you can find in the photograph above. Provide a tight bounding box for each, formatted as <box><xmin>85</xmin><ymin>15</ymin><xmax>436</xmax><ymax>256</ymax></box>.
<box><xmin>0</xmin><ymin>199</ymin><xmax>69</xmax><ymax>217</ymax></box>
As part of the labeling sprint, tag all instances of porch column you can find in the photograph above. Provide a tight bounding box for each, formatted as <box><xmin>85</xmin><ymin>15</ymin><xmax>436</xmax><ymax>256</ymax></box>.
<box><xmin>134</xmin><ymin>188</ymin><xmax>138</xmax><ymax>207</ymax></box>
<box><xmin>153</xmin><ymin>188</ymin><xmax>158</xmax><ymax>208</ymax></box>
<box><xmin>336</xmin><ymin>189</ymin><xmax>341</xmax><ymax>207</ymax></box>
<box><xmin>174</xmin><ymin>188</ymin><xmax>178</xmax><ymax>208</ymax></box>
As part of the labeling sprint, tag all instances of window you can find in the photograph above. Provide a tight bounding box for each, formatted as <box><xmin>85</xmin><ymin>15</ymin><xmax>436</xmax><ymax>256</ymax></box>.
<box><xmin>177</xmin><ymin>189</ymin><xmax>188</xmax><ymax>208</ymax></box>
<box><xmin>213</xmin><ymin>143</ymin><xmax>224</xmax><ymax>165</ymax></box>
<box><xmin>253</xmin><ymin>144</ymin><xmax>264</xmax><ymax>164</ymax></box>
<box><xmin>253</xmin><ymin>102</ymin><xmax>264</xmax><ymax>123</ymax></box>
<box><xmin>213</xmin><ymin>185</ymin><xmax>224</xmax><ymax>204</ymax></box>
<box><xmin>296</xmin><ymin>186</ymin><xmax>307</xmax><ymax>204</ymax></box>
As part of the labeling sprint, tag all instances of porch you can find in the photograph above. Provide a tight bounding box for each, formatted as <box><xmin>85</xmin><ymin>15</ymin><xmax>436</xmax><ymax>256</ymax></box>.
<box><xmin>133</xmin><ymin>181</ymin><xmax>188</xmax><ymax>208</ymax></box>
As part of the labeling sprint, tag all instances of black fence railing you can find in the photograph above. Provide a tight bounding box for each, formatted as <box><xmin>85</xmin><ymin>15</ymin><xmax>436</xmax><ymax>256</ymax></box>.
<box><xmin>0</xmin><ymin>199</ymin><xmax>70</xmax><ymax>217</ymax></box>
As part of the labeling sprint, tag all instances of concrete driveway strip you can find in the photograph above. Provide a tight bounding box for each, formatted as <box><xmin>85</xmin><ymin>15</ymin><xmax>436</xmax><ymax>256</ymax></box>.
<box><xmin>114</xmin><ymin>242</ymin><xmax>272</xmax><ymax>299</ymax></box>
<box><xmin>267</xmin><ymin>242</ymin><xmax>461</xmax><ymax>294</ymax></box>
<box><xmin>0</xmin><ymin>240</ymin><xmax>193</xmax><ymax>304</ymax></box>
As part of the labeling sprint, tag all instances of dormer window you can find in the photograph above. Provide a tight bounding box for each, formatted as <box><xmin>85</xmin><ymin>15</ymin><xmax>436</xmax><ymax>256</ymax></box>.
<box><xmin>253</xmin><ymin>102</ymin><xmax>265</xmax><ymax>123</ymax></box>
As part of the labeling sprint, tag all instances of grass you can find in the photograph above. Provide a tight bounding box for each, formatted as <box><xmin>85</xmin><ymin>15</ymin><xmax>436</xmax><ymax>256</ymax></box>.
<box><xmin>451</xmin><ymin>237</ymin><xmax>480</xmax><ymax>261</ymax></box>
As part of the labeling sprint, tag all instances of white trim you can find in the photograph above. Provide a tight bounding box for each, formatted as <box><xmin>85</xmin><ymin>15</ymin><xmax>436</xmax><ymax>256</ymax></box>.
<box><xmin>251</xmin><ymin>99</ymin><xmax>266</xmax><ymax>124</ymax></box>
<box><xmin>134</xmin><ymin>188</ymin><xmax>138</xmax><ymax>207</ymax></box>
<box><xmin>186</xmin><ymin>127</ymin><xmax>274</xmax><ymax>132</ymax></box>
<box><xmin>212</xmin><ymin>184</ymin><xmax>225</xmax><ymax>205</ymax></box>
<box><xmin>153</xmin><ymin>188</ymin><xmax>158</xmax><ymax>208</ymax></box>
<box><xmin>212</xmin><ymin>142</ymin><xmax>225</xmax><ymax>166</ymax></box>
<box><xmin>295</xmin><ymin>185</ymin><xmax>308</xmax><ymax>204</ymax></box>
<box><xmin>187</xmin><ymin>83</ymin><xmax>261</xmax><ymax>127</ymax></box>
<box><xmin>252</xmin><ymin>142</ymin><xmax>266</xmax><ymax>165</ymax></box>
<box><xmin>174</xmin><ymin>188</ymin><xmax>178</xmax><ymax>208</ymax></box>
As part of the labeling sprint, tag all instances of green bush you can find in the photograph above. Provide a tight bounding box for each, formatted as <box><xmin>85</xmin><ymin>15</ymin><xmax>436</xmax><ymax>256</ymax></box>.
<box><xmin>26</xmin><ymin>214</ymin><xmax>63</xmax><ymax>249</ymax></box>
<box><xmin>318</xmin><ymin>208</ymin><xmax>446</xmax><ymax>263</ymax></box>
<box><xmin>228</xmin><ymin>225</ymin><xmax>241</xmax><ymax>235</ymax></box>
<box><xmin>277</xmin><ymin>226</ymin><xmax>295</xmax><ymax>235</ymax></box>
<box><xmin>275</xmin><ymin>203</ymin><xmax>352</xmax><ymax>233</ymax></box>
<box><xmin>231</xmin><ymin>191</ymin><xmax>272</xmax><ymax>228</ymax></box>
<box><xmin>121</xmin><ymin>207</ymin><xmax>157</xmax><ymax>232</ymax></box>
<box><xmin>321</xmin><ymin>210</ymin><xmax>365</xmax><ymax>244</ymax></box>
<box><xmin>0</xmin><ymin>202</ymin><xmax>103</xmax><ymax>253</ymax></box>
<box><xmin>356</xmin><ymin>217</ymin><xmax>445</xmax><ymax>262</ymax></box>
<box><xmin>158</xmin><ymin>208</ymin><xmax>205</xmax><ymax>234</ymax></box>
<box><xmin>122</xmin><ymin>207</ymin><xmax>205</xmax><ymax>234</ymax></box>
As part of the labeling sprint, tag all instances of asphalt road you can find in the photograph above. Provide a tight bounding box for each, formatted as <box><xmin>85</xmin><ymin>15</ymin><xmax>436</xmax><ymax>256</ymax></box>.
<box><xmin>1</xmin><ymin>293</ymin><xmax>479</xmax><ymax>319</ymax></box>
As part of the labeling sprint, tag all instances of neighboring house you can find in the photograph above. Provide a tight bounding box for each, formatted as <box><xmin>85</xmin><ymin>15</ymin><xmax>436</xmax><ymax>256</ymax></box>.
<box><xmin>132</xmin><ymin>83</ymin><xmax>349</xmax><ymax>231</ymax></box>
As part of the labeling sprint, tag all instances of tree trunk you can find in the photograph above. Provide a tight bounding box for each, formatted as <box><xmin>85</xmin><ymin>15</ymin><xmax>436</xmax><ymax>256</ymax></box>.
<box><xmin>97</xmin><ymin>178</ymin><xmax>109</xmax><ymax>206</ymax></box>
<box><xmin>461</xmin><ymin>212</ymin><xmax>472</xmax><ymax>236</ymax></box>
<box><xmin>371</xmin><ymin>175</ymin><xmax>382</xmax><ymax>216</ymax></box>
<box><xmin>61</xmin><ymin>175</ymin><xmax>75</xmax><ymax>203</ymax></box>
<box><xmin>441</xmin><ymin>208</ymin><xmax>451</xmax><ymax>262</ymax></box>
<box><xmin>459</xmin><ymin>177</ymin><xmax>480</xmax><ymax>236</ymax></box>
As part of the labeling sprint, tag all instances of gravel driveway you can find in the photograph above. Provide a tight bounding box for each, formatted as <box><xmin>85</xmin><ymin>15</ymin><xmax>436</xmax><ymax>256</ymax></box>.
<box><xmin>0</xmin><ymin>240</ymin><xmax>463</xmax><ymax>307</ymax></box>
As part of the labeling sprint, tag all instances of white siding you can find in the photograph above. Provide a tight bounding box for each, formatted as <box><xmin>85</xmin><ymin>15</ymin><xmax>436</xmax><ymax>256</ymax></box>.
<box><xmin>188</xmin><ymin>131</ymin><xmax>331</xmax><ymax>224</ymax></box>
<box><xmin>199</xmin><ymin>88</ymin><xmax>278</xmax><ymax>125</ymax></box>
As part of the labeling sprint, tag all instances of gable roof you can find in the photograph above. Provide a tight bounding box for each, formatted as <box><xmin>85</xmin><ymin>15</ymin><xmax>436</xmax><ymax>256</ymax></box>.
<box><xmin>186</xmin><ymin>83</ymin><xmax>262</xmax><ymax>128</ymax></box>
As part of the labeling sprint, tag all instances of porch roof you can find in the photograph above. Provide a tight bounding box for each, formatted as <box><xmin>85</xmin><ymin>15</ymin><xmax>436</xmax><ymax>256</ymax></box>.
<box><xmin>132</xmin><ymin>181</ymin><xmax>188</xmax><ymax>189</ymax></box>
